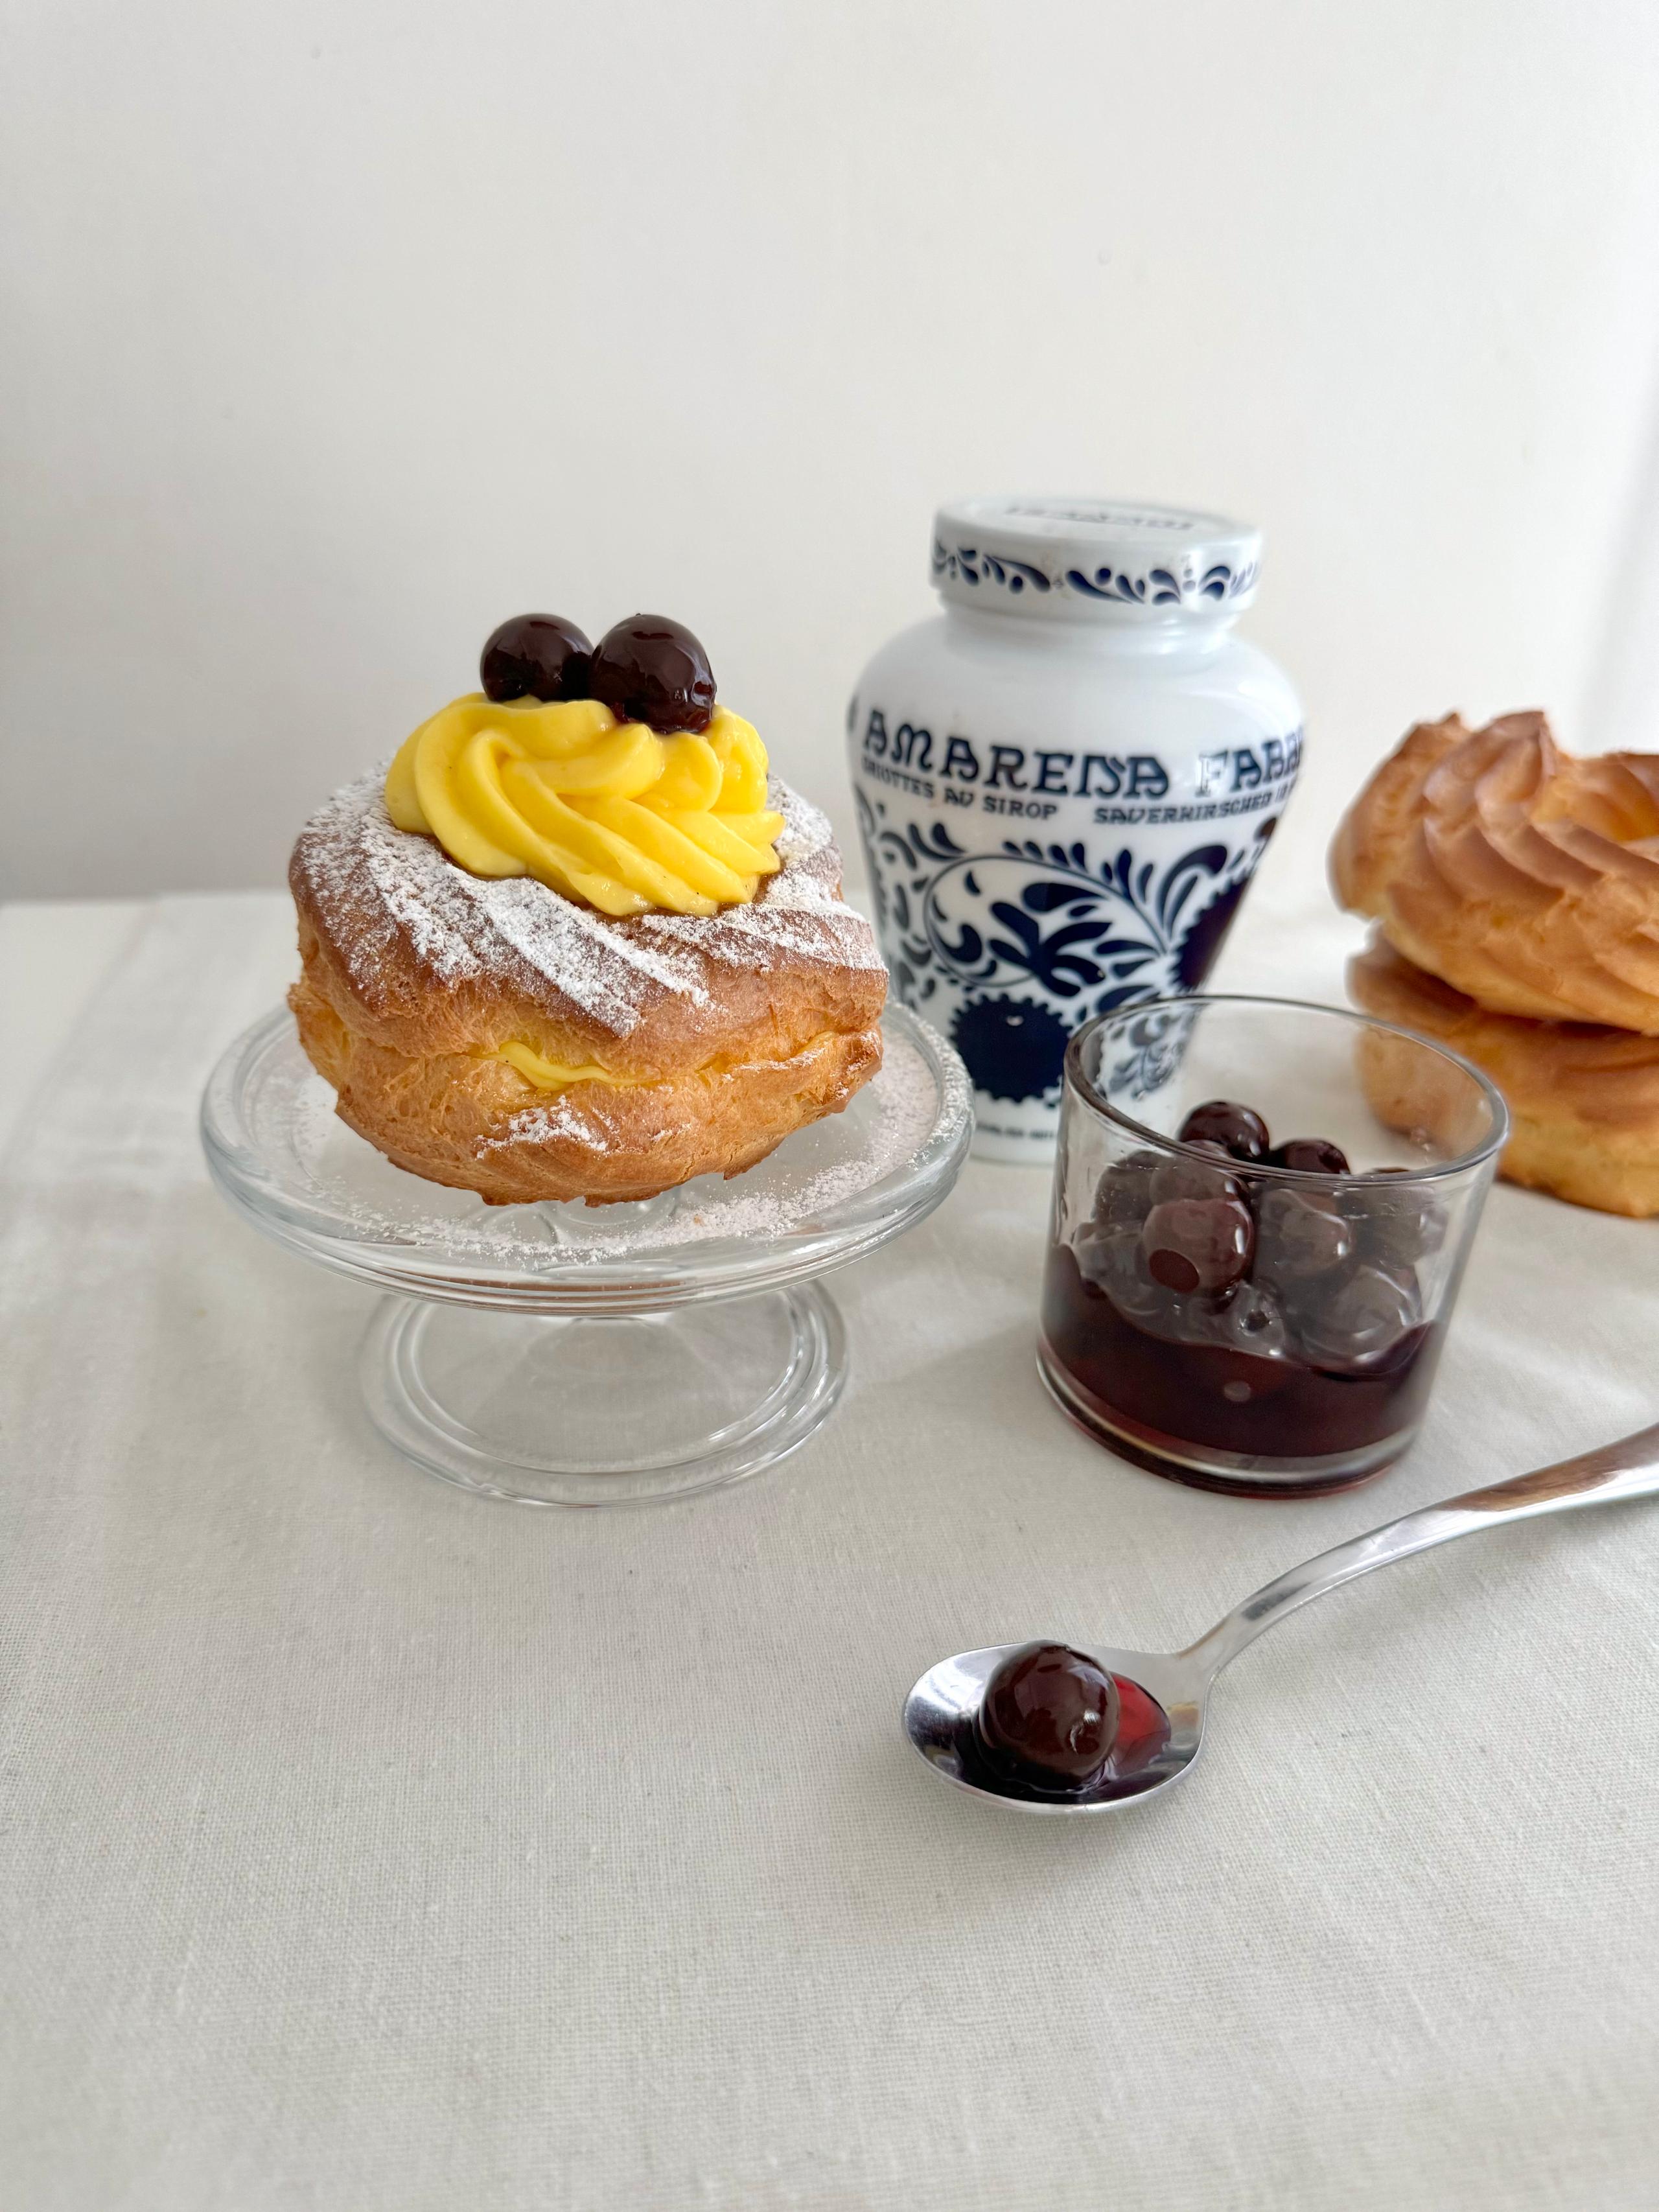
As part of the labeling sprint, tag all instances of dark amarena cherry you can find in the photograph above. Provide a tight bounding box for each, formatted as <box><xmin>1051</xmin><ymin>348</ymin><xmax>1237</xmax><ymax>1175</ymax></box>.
<box><xmin>589</xmin><ymin>614</ymin><xmax>717</xmax><ymax>734</ymax></box>
<box><xmin>1093</xmin><ymin>1150</ymin><xmax>1162</xmax><ymax>1230</ymax></box>
<box><xmin>1074</xmin><ymin>1220</ymin><xmax>1179</xmax><ymax>1327</ymax></box>
<box><xmin>1296</xmin><ymin>1264</ymin><xmax>1420</xmax><ymax>1370</ymax></box>
<box><xmin>1255</xmin><ymin>1187</ymin><xmax>1354</xmax><ymax>1283</ymax></box>
<box><xmin>975</xmin><ymin>1642</ymin><xmax>1121</xmax><ymax>1787</ymax></box>
<box><xmin>1140</xmin><ymin>1196</ymin><xmax>1254</xmax><ymax>1294</ymax></box>
<box><xmin>1268</xmin><ymin>1136</ymin><xmax>1352</xmax><ymax>1176</ymax></box>
<box><xmin>1179</xmin><ymin>1099</ymin><xmax>1271</xmax><ymax>1162</ymax></box>
<box><xmin>1151</xmin><ymin>1139</ymin><xmax>1242</xmax><ymax>1207</ymax></box>
<box><xmin>480</xmin><ymin>613</ymin><xmax>594</xmax><ymax>704</ymax></box>
<box><xmin>1354</xmin><ymin>1170</ymin><xmax>1448</xmax><ymax>1267</ymax></box>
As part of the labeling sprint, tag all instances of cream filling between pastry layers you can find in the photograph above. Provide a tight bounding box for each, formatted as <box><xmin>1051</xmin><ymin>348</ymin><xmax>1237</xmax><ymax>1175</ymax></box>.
<box><xmin>488</xmin><ymin>1030</ymin><xmax>843</xmax><ymax>1094</ymax></box>
<box><xmin>494</xmin><ymin>1042</ymin><xmax>633</xmax><ymax>1090</ymax></box>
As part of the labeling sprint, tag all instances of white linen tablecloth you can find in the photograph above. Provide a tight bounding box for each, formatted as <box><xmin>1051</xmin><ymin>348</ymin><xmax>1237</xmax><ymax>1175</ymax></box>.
<box><xmin>3</xmin><ymin>885</ymin><xmax>1658</xmax><ymax>2212</ymax></box>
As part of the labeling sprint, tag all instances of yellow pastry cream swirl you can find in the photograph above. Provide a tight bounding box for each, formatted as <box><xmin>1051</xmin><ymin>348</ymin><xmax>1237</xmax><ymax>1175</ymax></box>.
<box><xmin>384</xmin><ymin>693</ymin><xmax>785</xmax><ymax>918</ymax></box>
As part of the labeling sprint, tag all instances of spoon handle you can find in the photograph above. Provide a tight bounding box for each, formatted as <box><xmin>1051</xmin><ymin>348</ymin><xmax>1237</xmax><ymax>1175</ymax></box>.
<box><xmin>1184</xmin><ymin>1420</ymin><xmax>1659</xmax><ymax>1678</ymax></box>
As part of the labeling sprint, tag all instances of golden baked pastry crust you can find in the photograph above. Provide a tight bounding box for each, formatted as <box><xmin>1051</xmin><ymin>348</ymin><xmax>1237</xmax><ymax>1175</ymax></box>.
<box><xmin>1331</xmin><ymin>712</ymin><xmax>1659</xmax><ymax>1032</ymax></box>
<box><xmin>288</xmin><ymin>773</ymin><xmax>888</xmax><ymax>1204</ymax></box>
<box><xmin>1349</xmin><ymin>935</ymin><xmax>1659</xmax><ymax>1219</ymax></box>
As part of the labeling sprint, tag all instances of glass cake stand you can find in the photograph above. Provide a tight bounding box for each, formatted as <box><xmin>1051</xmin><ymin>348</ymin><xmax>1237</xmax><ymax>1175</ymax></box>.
<box><xmin>200</xmin><ymin>1005</ymin><xmax>971</xmax><ymax>1506</ymax></box>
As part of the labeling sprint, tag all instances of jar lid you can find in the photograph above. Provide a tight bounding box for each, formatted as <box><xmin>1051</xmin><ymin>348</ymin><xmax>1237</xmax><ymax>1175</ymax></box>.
<box><xmin>930</xmin><ymin>496</ymin><xmax>1262</xmax><ymax>620</ymax></box>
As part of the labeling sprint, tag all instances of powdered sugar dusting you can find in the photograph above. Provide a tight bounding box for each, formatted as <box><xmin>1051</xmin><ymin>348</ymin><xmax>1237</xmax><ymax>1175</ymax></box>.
<box><xmin>481</xmin><ymin>1091</ymin><xmax>612</xmax><ymax>1155</ymax></box>
<box><xmin>292</xmin><ymin>772</ymin><xmax>883</xmax><ymax>1038</ymax></box>
<box><xmin>773</xmin><ymin>781</ymin><xmax>831</xmax><ymax>859</ymax></box>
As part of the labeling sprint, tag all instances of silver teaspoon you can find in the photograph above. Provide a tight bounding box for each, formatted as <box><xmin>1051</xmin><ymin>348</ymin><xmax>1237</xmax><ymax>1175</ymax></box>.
<box><xmin>905</xmin><ymin>1420</ymin><xmax>1659</xmax><ymax>1814</ymax></box>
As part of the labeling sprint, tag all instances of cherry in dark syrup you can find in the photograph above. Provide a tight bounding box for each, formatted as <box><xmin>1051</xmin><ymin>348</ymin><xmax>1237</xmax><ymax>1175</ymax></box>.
<box><xmin>1254</xmin><ymin>1187</ymin><xmax>1353</xmax><ymax>1286</ymax></box>
<box><xmin>1150</xmin><ymin>1140</ymin><xmax>1242</xmax><ymax>1207</ymax></box>
<box><xmin>1141</xmin><ymin>1196</ymin><xmax>1253</xmax><ymax>1294</ymax></box>
<box><xmin>480</xmin><ymin>613</ymin><xmax>594</xmax><ymax>703</ymax></box>
<box><xmin>1295</xmin><ymin>1264</ymin><xmax>1422</xmax><ymax>1371</ymax></box>
<box><xmin>1074</xmin><ymin>1219</ymin><xmax>1179</xmax><ymax>1329</ymax></box>
<box><xmin>1268</xmin><ymin>1136</ymin><xmax>1351</xmax><ymax>1176</ymax></box>
<box><xmin>1093</xmin><ymin>1148</ymin><xmax>1161</xmax><ymax>1229</ymax></box>
<box><xmin>975</xmin><ymin>1642</ymin><xmax>1120</xmax><ymax>1791</ymax></box>
<box><xmin>966</xmin><ymin>1643</ymin><xmax>1172</xmax><ymax>1799</ymax></box>
<box><xmin>1354</xmin><ymin>1170</ymin><xmax>1448</xmax><ymax>1266</ymax></box>
<box><xmin>589</xmin><ymin>614</ymin><xmax>717</xmax><ymax>735</ymax></box>
<box><xmin>1179</xmin><ymin>1099</ymin><xmax>1270</xmax><ymax>1163</ymax></box>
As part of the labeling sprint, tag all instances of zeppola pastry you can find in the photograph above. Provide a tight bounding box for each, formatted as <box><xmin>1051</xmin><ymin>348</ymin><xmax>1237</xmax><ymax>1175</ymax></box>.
<box><xmin>1334</xmin><ymin>711</ymin><xmax>1659</xmax><ymax>1217</ymax></box>
<box><xmin>1331</xmin><ymin>710</ymin><xmax>1659</xmax><ymax>1032</ymax></box>
<box><xmin>289</xmin><ymin>612</ymin><xmax>887</xmax><ymax>1204</ymax></box>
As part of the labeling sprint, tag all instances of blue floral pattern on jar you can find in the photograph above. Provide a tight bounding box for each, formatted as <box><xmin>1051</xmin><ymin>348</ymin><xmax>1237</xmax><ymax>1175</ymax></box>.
<box><xmin>855</xmin><ymin>788</ymin><xmax>1279</xmax><ymax>1106</ymax></box>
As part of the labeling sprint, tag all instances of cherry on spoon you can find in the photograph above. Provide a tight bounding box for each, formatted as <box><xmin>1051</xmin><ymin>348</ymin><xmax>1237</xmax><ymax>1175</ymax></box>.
<box><xmin>904</xmin><ymin>1420</ymin><xmax>1659</xmax><ymax>1813</ymax></box>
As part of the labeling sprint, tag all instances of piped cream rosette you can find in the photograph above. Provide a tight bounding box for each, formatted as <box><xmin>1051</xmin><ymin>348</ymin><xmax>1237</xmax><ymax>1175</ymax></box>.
<box><xmin>385</xmin><ymin>693</ymin><xmax>785</xmax><ymax>918</ymax></box>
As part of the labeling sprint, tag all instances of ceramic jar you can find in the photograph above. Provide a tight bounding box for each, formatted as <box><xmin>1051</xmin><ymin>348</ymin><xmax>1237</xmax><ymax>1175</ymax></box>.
<box><xmin>848</xmin><ymin>496</ymin><xmax>1303</xmax><ymax>1161</ymax></box>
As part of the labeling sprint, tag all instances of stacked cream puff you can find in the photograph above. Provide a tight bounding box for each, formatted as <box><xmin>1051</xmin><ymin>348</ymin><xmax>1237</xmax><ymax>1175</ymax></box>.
<box><xmin>1332</xmin><ymin>712</ymin><xmax>1659</xmax><ymax>1218</ymax></box>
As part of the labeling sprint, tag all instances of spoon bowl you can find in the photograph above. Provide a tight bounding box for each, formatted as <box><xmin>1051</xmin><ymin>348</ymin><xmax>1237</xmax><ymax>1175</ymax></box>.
<box><xmin>905</xmin><ymin>1643</ymin><xmax>1203</xmax><ymax>1813</ymax></box>
<box><xmin>905</xmin><ymin>1420</ymin><xmax>1659</xmax><ymax>1813</ymax></box>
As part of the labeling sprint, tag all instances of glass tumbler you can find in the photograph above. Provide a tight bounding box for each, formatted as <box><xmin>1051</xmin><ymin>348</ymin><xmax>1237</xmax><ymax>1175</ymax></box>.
<box><xmin>1038</xmin><ymin>995</ymin><xmax>1509</xmax><ymax>1496</ymax></box>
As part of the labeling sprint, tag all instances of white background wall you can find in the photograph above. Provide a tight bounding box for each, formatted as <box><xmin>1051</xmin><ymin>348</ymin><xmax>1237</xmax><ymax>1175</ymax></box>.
<box><xmin>5</xmin><ymin>0</ymin><xmax>1659</xmax><ymax>902</ymax></box>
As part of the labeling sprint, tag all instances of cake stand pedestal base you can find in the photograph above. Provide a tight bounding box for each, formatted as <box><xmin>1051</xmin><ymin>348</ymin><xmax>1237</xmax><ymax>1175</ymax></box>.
<box><xmin>359</xmin><ymin>1286</ymin><xmax>847</xmax><ymax>1506</ymax></box>
<box><xmin>202</xmin><ymin>1000</ymin><xmax>969</xmax><ymax>1509</ymax></box>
